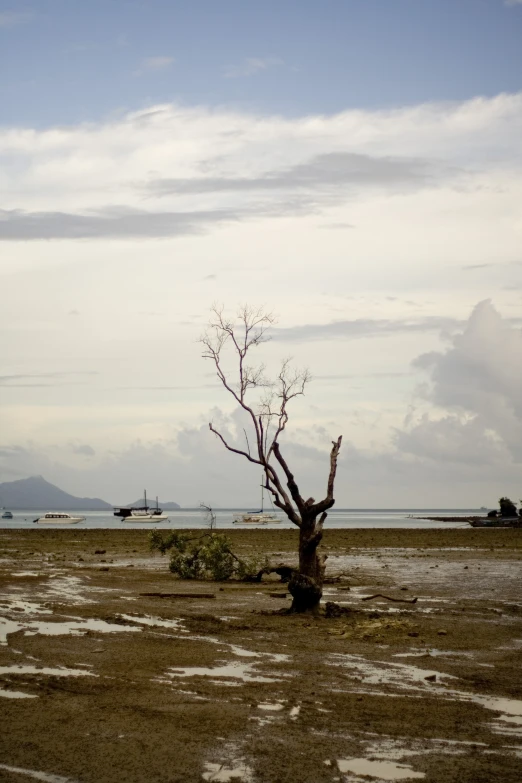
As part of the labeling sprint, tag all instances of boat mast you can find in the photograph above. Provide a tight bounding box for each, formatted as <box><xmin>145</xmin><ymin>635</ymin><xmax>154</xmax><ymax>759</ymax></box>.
<box><xmin>144</xmin><ymin>489</ymin><xmax>147</xmax><ymax>509</ymax></box>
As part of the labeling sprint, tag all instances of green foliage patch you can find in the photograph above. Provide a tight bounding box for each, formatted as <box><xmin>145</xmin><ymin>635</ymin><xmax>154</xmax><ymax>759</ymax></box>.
<box><xmin>149</xmin><ymin>530</ymin><xmax>269</xmax><ymax>582</ymax></box>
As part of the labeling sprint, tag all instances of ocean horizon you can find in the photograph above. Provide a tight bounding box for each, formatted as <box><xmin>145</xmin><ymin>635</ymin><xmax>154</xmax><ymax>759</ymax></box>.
<box><xmin>0</xmin><ymin>508</ymin><xmax>481</xmax><ymax>530</ymax></box>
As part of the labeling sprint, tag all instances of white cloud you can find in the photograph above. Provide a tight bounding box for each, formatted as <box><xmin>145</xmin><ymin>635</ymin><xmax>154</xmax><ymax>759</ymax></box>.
<box><xmin>1</xmin><ymin>93</ymin><xmax>522</xmax><ymax>504</ymax></box>
<box><xmin>409</xmin><ymin>300</ymin><xmax>522</xmax><ymax>461</ymax></box>
<box><xmin>223</xmin><ymin>57</ymin><xmax>284</xmax><ymax>78</ymax></box>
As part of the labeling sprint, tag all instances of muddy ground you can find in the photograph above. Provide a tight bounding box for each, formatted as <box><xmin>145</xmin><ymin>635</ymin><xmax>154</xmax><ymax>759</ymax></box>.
<box><xmin>0</xmin><ymin>527</ymin><xmax>521</xmax><ymax>783</ymax></box>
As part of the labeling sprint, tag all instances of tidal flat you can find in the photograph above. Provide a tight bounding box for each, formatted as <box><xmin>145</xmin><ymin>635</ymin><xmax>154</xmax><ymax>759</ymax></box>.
<box><xmin>0</xmin><ymin>528</ymin><xmax>521</xmax><ymax>783</ymax></box>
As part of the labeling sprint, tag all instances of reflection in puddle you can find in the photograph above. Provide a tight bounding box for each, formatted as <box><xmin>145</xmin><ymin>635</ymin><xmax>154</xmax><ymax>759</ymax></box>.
<box><xmin>119</xmin><ymin>614</ymin><xmax>184</xmax><ymax>630</ymax></box>
<box><xmin>0</xmin><ymin>688</ymin><xmax>38</xmax><ymax>699</ymax></box>
<box><xmin>202</xmin><ymin>761</ymin><xmax>253</xmax><ymax>781</ymax></box>
<box><xmin>331</xmin><ymin>653</ymin><xmax>522</xmax><ymax>738</ymax></box>
<box><xmin>472</xmin><ymin>694</ymin><xmax>522</xmax><ymax>735</ymax></box>
<box><xmin>167</xmin><ymin>662</ymin><xmax>281</xmax><ymax>683</ymax></box>
<box><xmin>0</xmin><ymin>763</ymin><xmax>76</xmax><ymax>782</ymax></box>
<box><xmin>330</xmin><ymin>653</ymin><xmax>455</xmax><ymax>691</ymax></box>
<box><xmin>0</xmin><ymin>664</ymin><xmax>96</xmax><ymax>678</ymax></box>
<box><xmin>0</xmin><ymin>600</ymin><xmax>51</xmax><ymax>617</ymax></box>
<box><xmin>0</xmin><ymin>616</ymin><xmax>142</xmax><ymax>644</ymax></box>
<box><xmin>336</xmin><ymin>758</ymin><xmax>425</xmax><ymax>780</ymax></box>
<box><xmin>180</xmin><ymin>633</ymin><xmax>290</xmax><ymax>664</ymax></box>
<box><xmin>258</xmin><ymin>702</ymin><xmax>284</xmax><ymax>711</ymax></box>
<box><xmin>12</xmin><ymin>572</ymin><xmax>40</xmax><ymax>578</ymax></box>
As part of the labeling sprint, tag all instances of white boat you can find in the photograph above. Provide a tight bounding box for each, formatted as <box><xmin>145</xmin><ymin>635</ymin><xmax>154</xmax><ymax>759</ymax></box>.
<box><xmin>1</xmin><ymin>510</ymin><xmax>13</xmax><ymax>519</ymax></box>
<box><xmin>233</xmin><ymin>512</ymin><xmax>280</xmax><ymax>525</ymax></box>
<box><xmin>233</xmin><ymin>482</ymin><xmax>280</xmax><ymax>525</ymax></box>
<box><xmin>34</xmin><ymin>512</ymin><xmax>85</xmax><ymax>524</ymax></box>
<box><xmin>114</xmin><ymin>490</ymin><xmax>169</xmax><ymax>522</ymax></box>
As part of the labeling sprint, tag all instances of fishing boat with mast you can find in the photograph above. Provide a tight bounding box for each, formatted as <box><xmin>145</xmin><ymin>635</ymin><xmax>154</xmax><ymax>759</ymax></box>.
<box><xmin>113</xmin><ymin>490</ymin><xmax>169</xmax><ymax>522</ymax></box>
<box><xmin>233</xmin><ymin>482</ymin><xmax>280</xmax><ymax>525</ymax></box>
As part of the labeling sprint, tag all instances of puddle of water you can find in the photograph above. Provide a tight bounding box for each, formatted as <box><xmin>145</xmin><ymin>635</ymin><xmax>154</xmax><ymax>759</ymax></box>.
<box><xmin>228</xmin><ymin>645</ymin><xmax>260</xmax><ymax>658</ymax></box>
<box><xmin>336</xmin><ymin>758</ymin><xmax>425</xmax><ymax>780</ymax></box>
<box><xmin>470</xmin><ymin>694</ymin><xmax>522</xmax><ymax>734</ymax></box>
<box><xmin>0</xmin><ymin>600</ymin><xmax>52</xmax><ymax>617</ymax></box>
<box><xmin>202</xmin><ymin>762</ymin><xmax>253</xmax><ymax>781</ymax></box>
<box><xmin>0</xmin><ymin>763</ymin><xmax>76</xmax><ymax>783</ymax></box>
<box><xmin>0</xmin><ymin>664</ymin><xmax>96</xmax><ymax>678</ymax></box>
<box><xmin>119</xmin><ymin>614</ymin><xmax>184</xmax><ymax>630</ymax></box>
<box><xmin>0</xmin><ymin>688</ymin><xmax>38</xmax><ymax>699</ymax></box>
<box><xmin>258</xmin><ymin>702</ymin><xmax>284</xmax><ymax>711</ymax></box>
<box><xmin>330</xmin><ymin>654</ymin><xmax>455</xmax><ymax>692</ymax></box>
<box><xmin>473</xmin><ymin>695</ymin><xmax>522</xmax><ymax>718</ymax></box>
<box><xmin>1</xmin><ymin>616</ymin><xmax>142</xmax><ymax>644</ymax></box>
<box><xmin>332</xmin><ymin>653</ymin><xmax>522</xmax><ymax>739</ymax></box>
<box><xmin>167</xmin><ymin>662</ymin><xmax>281</xmax><ymax>683</ymax></box>
<box><xmin>176</xmin><ymin>633</ymin><xmax>290</xmax><ymax>665</ymax></box>
<box><xmin>12</xmin><ymin>572</ymin><xmax>40</xmax><ymax>577</ymax></box>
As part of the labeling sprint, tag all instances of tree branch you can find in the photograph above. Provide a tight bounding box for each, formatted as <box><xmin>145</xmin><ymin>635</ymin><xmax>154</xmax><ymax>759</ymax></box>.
<box><xmin>209</xmin><ymin>424</ymin><xmax>264</xmax><ymax>466</ymax></box>
<box><xmin>272</xmin><ymin>442</ymin><xmax>306</xmax><ymax>515</ymax></box>
<box><xmin>309</xmin><ymin>436</ymin><xmax>343</xmax><ymax>517</ymax></box>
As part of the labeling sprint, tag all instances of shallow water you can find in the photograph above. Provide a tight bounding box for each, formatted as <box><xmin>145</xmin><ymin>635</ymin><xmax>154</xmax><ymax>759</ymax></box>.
<box><xmin>0</xmin><ymin>765</ymin><xmax>77</xmax><ymax>783</ymax></box>
<box><xmin>336</xmin><ymin>758</ymin><xmax>425</xmax><ymax>780</ymax></box>
<box><xmin>0</xmin><ymin>664</ymin><xmax>95</xmax><ymax>677</ymax></box>
<box><xmin>202</xmin><ymin>761</ymin><xmax>253</xmax><ymax>782</ymax></box>
<box><xmin>0</xmin><ymin>614</ymin><xmax>142</xmax><ymax>644</ymax></box>
<box><xmin>166</xmin><ymin>661</ymin><xmax>282</xmax><ymax>683</ymax></box>
<box><xmin>0</xmin><ymin>508</ymin><xmax>477</xmax><ymax>530</ymax></box>
<box><xmin>330</xmin><ymin>653</ymin><xmax>522</xmax><ymax>739</ymax></box>
<box><xmin>0</xmin><ymin>687</ymin><xmax>38</xmax><ymax>699</ymax></box>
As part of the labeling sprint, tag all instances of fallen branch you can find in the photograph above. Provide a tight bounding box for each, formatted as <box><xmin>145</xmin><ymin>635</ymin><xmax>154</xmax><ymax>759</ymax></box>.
<box><xmin>139</xmin><ymin>592</ymin><xmax>216</xmax><ymax>599</ymax></box>
<box><xmin>362</xmin><ymin>593</ymin><xmax>418</xmax><ymax>604</ymax></box>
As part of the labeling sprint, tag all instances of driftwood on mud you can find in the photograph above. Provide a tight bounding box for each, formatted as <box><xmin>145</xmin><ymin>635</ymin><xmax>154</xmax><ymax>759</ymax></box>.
<box><xmin>362</xmin><ymin>593</ymin><xmax>418</xmax><ymax>604</ymax></box>
<box><xmin>139</xmin><ymin>592</ymin><xmax>216</xmax><ymax>599</ymax></box>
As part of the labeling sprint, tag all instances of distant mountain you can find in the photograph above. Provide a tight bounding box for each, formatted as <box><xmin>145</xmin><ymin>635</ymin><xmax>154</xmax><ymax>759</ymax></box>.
<box><xmin>0</xmin><ymin>476</ymin><xmax>112</xmax><ymax>510</ymax></box>
<box><xmin>128</xmin><ymin>497</ymin><xmax>180</xmax><ymax>510</ymax></box>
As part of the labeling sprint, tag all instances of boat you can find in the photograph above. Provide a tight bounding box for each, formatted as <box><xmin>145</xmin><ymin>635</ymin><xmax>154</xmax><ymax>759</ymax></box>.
<box><xmin>114</xmin><ymin>490</ymin><xmax>169</xmax><ymax>522</ymax></box>
<box><xmin>34</xmin><ymin>512</ymin><xmax>85</xmax><ymax>524</ymax></box>
<box><xmin>233</xmin><ymin>512</ymin><xmax>281</xmax><ymax>525</ymax></box>
<box><xmin>468</xmin><ymin>517</ymin><xmax>521</xmax><ymax>528</ymax></box>
<box><xmin>233</xmin><ymin>482</ymin><xmax>280</xmax><ymax>525</ymax></box>
<box><xmin>1</xmin><ymin>510</ymin><xmax>13</xmax><ymax>519</ymax></box>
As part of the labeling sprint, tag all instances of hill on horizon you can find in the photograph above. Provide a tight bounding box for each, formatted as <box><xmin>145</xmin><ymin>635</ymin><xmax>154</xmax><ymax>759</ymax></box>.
<box><xmin>0</xmin><ymin>476</ymin><xmax>113</xmax><ymax>510</ymax></box>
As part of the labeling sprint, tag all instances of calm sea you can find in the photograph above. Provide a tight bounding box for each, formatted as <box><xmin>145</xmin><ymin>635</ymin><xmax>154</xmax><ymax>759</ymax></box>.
<box><xmin>0</xmin><ymin>509</ymin><xmax>479</xmax><ymax>530</ymax></box>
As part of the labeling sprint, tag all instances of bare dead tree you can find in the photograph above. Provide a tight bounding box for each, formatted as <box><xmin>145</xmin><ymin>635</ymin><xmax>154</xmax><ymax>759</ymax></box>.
<box><xmin>201</xmin><ymin>304</ymin><xmax>342</xmax><ymax>613</ymax></box>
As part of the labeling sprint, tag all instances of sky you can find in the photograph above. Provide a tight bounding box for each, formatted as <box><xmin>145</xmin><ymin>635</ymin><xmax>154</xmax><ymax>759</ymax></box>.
<box><xmin>1</xmin><ymin>0</ymin><xmax>522</xmax><ymax>507</ymax></box>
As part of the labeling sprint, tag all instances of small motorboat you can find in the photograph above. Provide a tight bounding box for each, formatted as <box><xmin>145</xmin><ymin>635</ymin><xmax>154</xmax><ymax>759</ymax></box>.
<box><xmin>1</xmin><ymin>510</ymin><xmax>13</xmax><ymax>519</ymax></box>
<box><xmin>34</xmin><ymin>512</ymin><xmax>85</xmax><ymax>524</ymax></box>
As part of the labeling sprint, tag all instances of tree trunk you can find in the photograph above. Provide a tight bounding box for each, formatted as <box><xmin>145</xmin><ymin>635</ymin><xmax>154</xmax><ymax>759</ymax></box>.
<box><xmin>288</xmin><ymin>517</ymin><xmax>325</xmax><ymax>613</ymax></box>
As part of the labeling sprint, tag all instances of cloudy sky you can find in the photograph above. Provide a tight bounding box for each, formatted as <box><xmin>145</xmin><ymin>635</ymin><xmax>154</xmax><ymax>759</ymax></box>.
<box><xmin>1</xmin><ymin>0</ymin><xmax>522</xmax><ymax>507</ymax></box>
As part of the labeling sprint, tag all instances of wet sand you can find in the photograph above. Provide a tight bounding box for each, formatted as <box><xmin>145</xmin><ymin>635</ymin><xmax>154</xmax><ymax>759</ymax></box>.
<box><xmin>0</xmin><ymin>528</ymin><xmax>521</xmax><ymax>783</ymax></box>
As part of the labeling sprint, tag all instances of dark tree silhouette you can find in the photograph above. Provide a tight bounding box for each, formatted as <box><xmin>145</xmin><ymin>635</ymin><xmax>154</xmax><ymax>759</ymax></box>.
<box><xmin>201</xmin><ymin>304</ymin><xmax>342</xmax><ymax>613</ymax></box>
<box><xmin>499</xmin><ymin>497</ymin><xmax>517</xmax><ymax>518</ymax></box>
